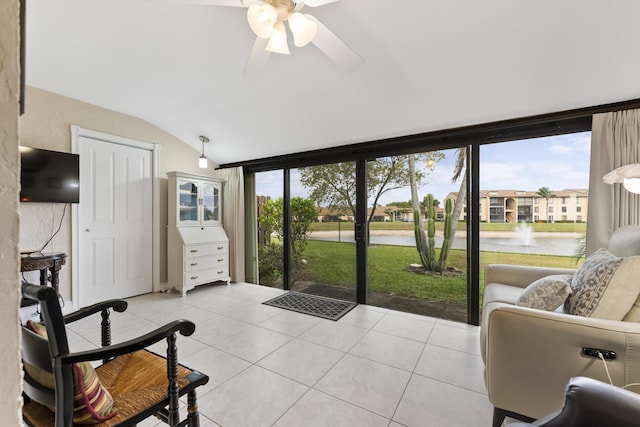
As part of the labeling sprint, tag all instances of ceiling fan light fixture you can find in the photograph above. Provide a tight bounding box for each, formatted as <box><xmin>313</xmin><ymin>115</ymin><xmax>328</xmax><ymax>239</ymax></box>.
<box><xmin>288</xmin><ymin>12</ymin><xmax>317</xmax><ymax>47</ymax></box>
<box><xmin>247</xmin><ymin>4</ymin><xmax>278</xmax><ymax>39</ymax></box>
<box><xmin>266</xmin><ymin>21</ymin><xmax>290</xmax><ymax>54</ymax></box>
<box><xmin>624</xmin><ymin>178</ymin><xmax>640</xmax><ymax>194</ymax></box>
<box><xmin>603</xmin><ymin>163</ymin><xmax>640</xmax><ymax>194</ymax></box>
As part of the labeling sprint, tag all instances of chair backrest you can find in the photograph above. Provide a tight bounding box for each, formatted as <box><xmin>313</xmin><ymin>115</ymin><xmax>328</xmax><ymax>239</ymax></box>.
<box><xmin>608</xmin><ymin>226</ymin><xmax>640</xmax><ymax>257</ymax></box>
<box><xmin>22</xmin><ymin>326</ymin><xmax>56</xmax><ymax>407</ymax></box>
<box><xmin>21</xmin><ymin>282</ymin><xmax>75</xmax><ymax>427</ymax></box>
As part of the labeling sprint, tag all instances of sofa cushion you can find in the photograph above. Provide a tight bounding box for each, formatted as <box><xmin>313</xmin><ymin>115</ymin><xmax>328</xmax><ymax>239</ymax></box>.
<box><xmin>516</xmin><ymin>274</ymin><xmax>573</xmax><ymax>311</ymax></box>
<box><xmin>25</xmin><ymin>320</ymin><xmax>118</xmax><ymax>424</ymax></box>
<box><xmin>565</xmin><ymin>248</ymin><xmax>640</xmax><ymax>320</ymax></box>
<box><xmin>483</xmin><ymin>282</ymin><xmax>525</xmax><ymax>306</ymax></box>
<box><xmin>623</xmin><ymin>296</ymin><xmax>640</xmax><ymax>322</ymax></box>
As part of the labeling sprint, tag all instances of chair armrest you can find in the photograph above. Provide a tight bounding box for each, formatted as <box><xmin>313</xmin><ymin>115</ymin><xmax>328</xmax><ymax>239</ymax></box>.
<box><xmin>61</xmin><ymin>319</ymin><xmax>196</xmax><ymax>365</ymax></box>
<box><xmin>485</xmin><ymin>305</ymin><xmax>640</xmax><ymax>419</ymax></box>
<box><xmin>511</xmin><ymin>376</ymin><xmax>640</xmax><ymax>427</ymax></box>
<box><xmin>20</xmin><ymin>281</ymin><xmax>127</xmax><ymax>325</ymax></box>
<box><xmin>63</xmin><ymin>299</ymin><xmax>128</xmax><ymax>324</ymax></box>
<box><xmin>484</xmin><ymin>264</ymin><xmax>576</xmax><ymax>289</ymax></box>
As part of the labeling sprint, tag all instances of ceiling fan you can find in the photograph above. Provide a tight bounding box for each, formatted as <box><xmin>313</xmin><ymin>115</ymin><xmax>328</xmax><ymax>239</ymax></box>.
<box><xmin>177</xmin><ymin>0</ymin><xmax>363</xmax><ymax>75</ymax></box>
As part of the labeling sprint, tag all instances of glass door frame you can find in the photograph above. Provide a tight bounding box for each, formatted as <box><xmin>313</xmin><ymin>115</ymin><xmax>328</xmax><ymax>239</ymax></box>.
<box><xmin>355</xmin><ymin>157</ymin><xmax>368</xmax><ymax>304</ymax></box>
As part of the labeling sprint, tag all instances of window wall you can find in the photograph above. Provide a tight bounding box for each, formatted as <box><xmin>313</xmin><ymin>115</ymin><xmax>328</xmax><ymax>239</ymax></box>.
<box><xmin>230</xmin><ymin>104</ymin><xmax>613</xmax><ymax>324</ymax></box>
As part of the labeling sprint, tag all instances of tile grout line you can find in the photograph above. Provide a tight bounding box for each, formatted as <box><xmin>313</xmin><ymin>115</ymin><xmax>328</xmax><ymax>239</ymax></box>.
<box><xmin>387</xmin><ymin>318</ymin><xmax>436</xmax><ymax>424</ymax></box>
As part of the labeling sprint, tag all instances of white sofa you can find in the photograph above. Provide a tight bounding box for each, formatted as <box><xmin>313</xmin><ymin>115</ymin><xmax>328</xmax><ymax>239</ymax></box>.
<box><xmin>481</xmin><ymin>226</ymin><xmax>640</xmax><ymax>427</ymax></box>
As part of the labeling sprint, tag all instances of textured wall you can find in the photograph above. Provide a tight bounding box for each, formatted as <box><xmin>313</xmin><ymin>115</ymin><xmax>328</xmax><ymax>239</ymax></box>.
<box><xmin>19</xmin><ymin>86</ymin><xmax>219</xmax><ymax>301</ymax></box>
<box><xmin>0</xmin><ymin>0</ymin><xmax>23</xmax><ymax>423</ymax></box>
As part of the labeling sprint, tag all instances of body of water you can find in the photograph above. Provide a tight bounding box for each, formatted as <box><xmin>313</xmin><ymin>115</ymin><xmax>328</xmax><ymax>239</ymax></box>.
<box><xmin>309</xmin><ymin>231</ymin><xmax>581</xmax><ymax>256</ymax></box>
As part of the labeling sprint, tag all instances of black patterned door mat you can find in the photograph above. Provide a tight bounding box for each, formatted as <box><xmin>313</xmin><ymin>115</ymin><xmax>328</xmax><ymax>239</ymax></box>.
<box><xmin>263</xmin><ymin>292</ymin><xmax>356</xmax><ymax>321</ymax></box>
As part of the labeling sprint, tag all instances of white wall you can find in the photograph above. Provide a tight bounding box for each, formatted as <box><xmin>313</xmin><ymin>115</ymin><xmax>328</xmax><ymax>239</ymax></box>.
<box><xmin>0</xmin><ymin>0</ymin><xmax>23</xmax><ymax>424</ymax></box>
<box><xmin>4</xmin><ymin>21</ymin><xmax>223</xmax><ymax>421</ymax></box>
<box><xmin>19</xmin><ymin>87</ymin><xmax>219</xmax><ymax>301</ymax></box>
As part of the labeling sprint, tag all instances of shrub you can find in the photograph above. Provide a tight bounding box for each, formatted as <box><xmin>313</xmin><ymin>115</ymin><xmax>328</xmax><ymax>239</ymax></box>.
<box><xmin>258</xmin><ymin>243</ymin><xmax>283</xmax><ymax>287</ymax></box>
<box><xmin>258</xmin><ymin>242</ymin><xmax>307</xmax><ymax>287</ymax></box>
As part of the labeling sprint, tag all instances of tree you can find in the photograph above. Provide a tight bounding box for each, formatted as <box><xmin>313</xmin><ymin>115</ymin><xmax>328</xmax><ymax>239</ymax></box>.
<box><xmin>447</xmin><ymin>147</ymin><xmax>467</xmax><ymax>251</ymax></box>
<box><xmin>299</xmin><ymin>154</ymin><xmax>444</xmax><ymax>226</ymax></box>
<box><xmin>536</xmin><ymin>186</ymin><xmax>556</xmax><ymax>223</ymax></box>
<box><xmin>259</xmin><ymin>197</ymin><xmax>317</xmax><ymax>255</ymax></box>
<box><xmin>387</xmin><ymin>201</ymin><xmax>412</xmax><ymax>208</ymax></box>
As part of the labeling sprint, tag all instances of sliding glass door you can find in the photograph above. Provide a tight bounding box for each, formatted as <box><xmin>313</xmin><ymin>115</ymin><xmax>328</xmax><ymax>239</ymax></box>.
<box><xmin>289</xmin><ymin>164</ymin><xmax>358</xmax><ymax>304</ymax></box>
<box><xmin>364</xmin><ymin>150</ymin><xmax>469</xmax><ymax>322</ymax></box>
<box><xmin>248</xmin><ymin>129</ymin><xmax>591</xmax><ymax>325</ymax></box>
<box><xmin>254</xmin><ymin>164</ymin><xmax>358</xmax><ymax>304</ymax></box>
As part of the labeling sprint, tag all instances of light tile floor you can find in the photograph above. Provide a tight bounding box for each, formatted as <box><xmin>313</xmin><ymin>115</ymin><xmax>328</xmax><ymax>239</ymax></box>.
<box><xmin>64</xmin><ymin>283</ymin><xmax>493</xmax><ymax>426</ymax></box>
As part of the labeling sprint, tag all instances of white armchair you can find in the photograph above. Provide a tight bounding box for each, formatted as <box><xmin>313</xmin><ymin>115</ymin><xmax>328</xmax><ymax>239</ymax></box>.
<box><xmin>481</xmin><ymin>226</ymin><xmax>640</xmax><ymax>427</ymax></box>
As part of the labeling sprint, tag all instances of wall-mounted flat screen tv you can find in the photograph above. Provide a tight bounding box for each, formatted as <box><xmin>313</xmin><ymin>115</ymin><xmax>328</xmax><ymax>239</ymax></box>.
<box><xmin>20</xmin><ymin>146</ymin><xmax>80</xmax><ymax>203</ymax></box>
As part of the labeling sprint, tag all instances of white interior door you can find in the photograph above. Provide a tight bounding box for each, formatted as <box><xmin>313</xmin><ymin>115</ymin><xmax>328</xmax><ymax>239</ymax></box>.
<box><xmin>77</xmin><ymin>136</ymin><xmax>152</xmax><ymax>306</ymax></box>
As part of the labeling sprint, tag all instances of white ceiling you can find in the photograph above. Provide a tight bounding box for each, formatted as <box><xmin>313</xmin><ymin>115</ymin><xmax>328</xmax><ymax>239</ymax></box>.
<box><xmin>25</xmin><ymin>0</ymin><xmax>640</xmax><ymax>165</ymax></box>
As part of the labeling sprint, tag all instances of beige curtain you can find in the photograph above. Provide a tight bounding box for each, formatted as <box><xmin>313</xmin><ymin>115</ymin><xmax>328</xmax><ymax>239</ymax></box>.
<box><xmin>244</xmin><ymin>173</ymin><xmax>259</xmax><ymax>284</ymax></box>
<box><xmin>586</xmin><ymin>109</ymin><xmax>640</xmax><ymax>255</ymax></box>
<box><xmin>214</xmin><ymin>167</ymin><xmax>245</xmax><ymax>282</ymax></box>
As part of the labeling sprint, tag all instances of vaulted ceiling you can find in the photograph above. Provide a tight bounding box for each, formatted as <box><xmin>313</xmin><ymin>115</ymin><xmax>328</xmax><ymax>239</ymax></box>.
<box><xmin>25</xmin><ymin>0</ymin><xmax>640</xmax><ymax>165</ymax></box>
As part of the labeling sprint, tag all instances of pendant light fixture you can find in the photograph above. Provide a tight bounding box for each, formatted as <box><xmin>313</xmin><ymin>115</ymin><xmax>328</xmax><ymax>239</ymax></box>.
<box><xmin>198</xmin><ymin>135</ymin><xmax>209</xmax><ymax>169</ymax></box>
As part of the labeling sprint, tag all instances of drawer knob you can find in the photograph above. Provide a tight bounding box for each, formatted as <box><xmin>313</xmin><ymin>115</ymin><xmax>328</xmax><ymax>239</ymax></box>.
<box><xmin>190</xmin><ymin>263</ymin><xmax>198</xmax><ymax>266</ymax></box>
<box><xmin>217</xmin><ymin>258</ymin><xmax>224</xmax><ymax>262</ymax></box>
<box><xmin>217</xmin><ymin>246</ymin><xmax>224</xmax><ymax>250</ymax></box>
<box><xmin>190</xmin><ymin>276</ymin><xmax>198</xmax><ymax>280</ymax></box>
<box><xmin>190</xmin><ymin>249</ymin><xmax>199</xmax><ymax>253</ymax></box>
<box><xmin>218</xmin><ymin>270</ymin><xmax>224</xmax><ymax>274</ymax></box>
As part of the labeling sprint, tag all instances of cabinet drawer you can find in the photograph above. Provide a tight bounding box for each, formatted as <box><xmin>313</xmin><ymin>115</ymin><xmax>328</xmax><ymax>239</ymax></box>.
<box><xmin>185</xmin><ymin>243</ymin><xmax>227</xmax><ymax>258</ymax></box>
<box><xmin>184</xmin><ymin>267</ymin><xmax>228</xmax><ymax>286</ymax></box>
<box><xmin>185</xmin><ymin>255</ymin><xmax>227</xmax><ymax>272</ymax></box>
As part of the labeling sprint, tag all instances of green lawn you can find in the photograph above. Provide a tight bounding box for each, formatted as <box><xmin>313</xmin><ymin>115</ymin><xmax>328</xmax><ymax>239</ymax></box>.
<box><xmin>300</xmin><ymin>240</ymin><xmax>578</xmax><ymax>303</ymax></box>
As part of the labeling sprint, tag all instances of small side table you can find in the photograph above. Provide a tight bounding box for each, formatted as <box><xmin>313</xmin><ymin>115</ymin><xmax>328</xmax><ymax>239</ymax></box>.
<box><xmin>20</xmin><ymin>252</ymin><xmax>67</xmax><ymax>293</ymax></box>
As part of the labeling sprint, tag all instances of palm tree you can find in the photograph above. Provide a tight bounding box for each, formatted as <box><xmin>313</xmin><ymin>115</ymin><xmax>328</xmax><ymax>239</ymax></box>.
<box><xmin>448</xmin><ymin>148</ymin><xmax>467</xmax><ymax>247</ymax></box>
<box><xmin>536</xmin><ymin>186</ymin><xmax>555</xmax><ymax>223</ymax></box>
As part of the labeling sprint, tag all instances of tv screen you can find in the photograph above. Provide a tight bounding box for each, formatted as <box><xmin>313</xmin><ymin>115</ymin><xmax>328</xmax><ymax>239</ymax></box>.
<box><xmin>20</xmin><ymin>147</ymin><xmax>80</xmax><ymax>203</ymax></box>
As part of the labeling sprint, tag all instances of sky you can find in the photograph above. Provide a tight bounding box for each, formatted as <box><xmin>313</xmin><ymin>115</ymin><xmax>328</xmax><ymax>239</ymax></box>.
<box><xmin>255</xmin><ymin>131</ymin><xmax>592</xmax><ymax>207</ymax></box>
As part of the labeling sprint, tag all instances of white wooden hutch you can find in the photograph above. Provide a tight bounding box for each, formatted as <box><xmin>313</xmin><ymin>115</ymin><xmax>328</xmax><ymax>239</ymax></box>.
<box><xmin>167</xmin><ymin>171</ymin><xmax>229</xmax><ymax>295</ymax></box>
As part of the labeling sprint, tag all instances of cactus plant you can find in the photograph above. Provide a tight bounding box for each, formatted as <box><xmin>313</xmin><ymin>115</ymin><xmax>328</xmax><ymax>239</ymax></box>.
<box><xmin>414</xmin><ymin>210</ymin><xmax>430</xmax><ymax>268</ymax></box>
<box><xmin>438</xmin><ymin>198</ymin><xmax>453</xmax><ymax>270</ymax></box>
<box><xmin>413</xmin><ymin>193</ymin><xmax>454</xmax><ymax>273</ymax></box>
<box><xmin>425</xmin><ymin>194</ymin><xmax>437</xmax><ymax>268</ymax></box>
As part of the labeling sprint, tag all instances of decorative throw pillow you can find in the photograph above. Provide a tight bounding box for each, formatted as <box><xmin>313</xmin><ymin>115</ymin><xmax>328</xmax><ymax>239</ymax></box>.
<box><xmin>25</xmin><ymin>320</ymin><xmax>118</xmax><ymax>424</ymax></box>
<box><xmin>516</xmin><ymin>274</ymin><xmax>573</xmax><ymax>311</ymax></box>
<box><xmin>564</xmin><ymin>248</ymin><xmax>640</xmax><ymax>320</ymax></box>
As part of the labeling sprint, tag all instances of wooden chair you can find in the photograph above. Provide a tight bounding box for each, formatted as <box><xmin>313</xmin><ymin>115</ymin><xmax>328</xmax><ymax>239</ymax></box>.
<box><xmin>21</xmin><ymin>282</ymin><xmax>209</xmax><ymax>426</ymax></box>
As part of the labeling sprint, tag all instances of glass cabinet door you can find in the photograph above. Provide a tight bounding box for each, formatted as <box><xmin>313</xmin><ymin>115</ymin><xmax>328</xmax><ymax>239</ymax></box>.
<box><xmin>178</xmin><ymin>179</ymin><xmax>199</xmax><ymax>225</ymax></box>
<box><xmin>201</xmin><ymin>181</ymin><xmax>220</xmax><ymax>224</ymax></box>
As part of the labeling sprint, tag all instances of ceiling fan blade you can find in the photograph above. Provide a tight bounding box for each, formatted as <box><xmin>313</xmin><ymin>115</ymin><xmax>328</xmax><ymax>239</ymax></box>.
<box><xmin>305</xmin><ymin>14</ymin><xmax>363</xmax><ymax>72</ymax></box>
<box><xmin>244</xmin><ymin>37</ymin><xmax>271</xmax><ymax>76</ymax></box>
<box><xmin>301</xmin><ymin>0</ymin><xmax>340</xmax><ymax>7</ymax></box>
